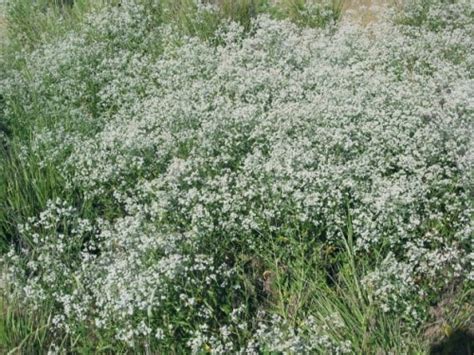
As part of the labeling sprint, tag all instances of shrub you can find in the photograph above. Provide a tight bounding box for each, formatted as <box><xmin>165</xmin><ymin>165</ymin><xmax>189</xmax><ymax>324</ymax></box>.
<box><xmin>1</xmin><ymin>0</ymin><xmax>472</xmax><ymax>352</ymax></box>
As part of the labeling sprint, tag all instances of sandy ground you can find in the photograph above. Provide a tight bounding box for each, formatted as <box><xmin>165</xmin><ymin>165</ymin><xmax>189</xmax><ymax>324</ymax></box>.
<box><xmin>342</xmin><ymin>0</ymin><xmax>390</xmax><ymax>25</ymax></box>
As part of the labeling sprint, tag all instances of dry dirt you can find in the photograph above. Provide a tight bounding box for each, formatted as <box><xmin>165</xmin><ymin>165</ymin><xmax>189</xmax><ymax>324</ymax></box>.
<box><xmin>342</xmin><ymin>0</ymin><xmax>391</xmax><ymax>25</ymax></box>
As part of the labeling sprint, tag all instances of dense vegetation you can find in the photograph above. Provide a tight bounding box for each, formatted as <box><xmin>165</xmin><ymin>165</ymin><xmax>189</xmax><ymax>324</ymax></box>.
<box><xmin>0</xmin><ymin>0</ymin><xmax>472</xmax><ymax>353</ymax></box>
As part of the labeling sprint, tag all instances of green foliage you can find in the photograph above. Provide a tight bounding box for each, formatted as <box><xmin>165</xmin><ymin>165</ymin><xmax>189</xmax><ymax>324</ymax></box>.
<box><xmin>274</xmin><ymin>0</ymin><xmax>344</xmax><ymax>28</ymax></box>
<box><xmin>262</xmin><ymin>233</ymin><xmax>427</xmax><ymax>353</ymax></box>
<box><xmin>4</xmin><ymin>0</ymin><xmax>110</xmax><ymax>50</ymax></box>
<box><xmin>0</xmin><ymin>297</ymin><xmax>54</xmax><ymax>354</ymax></box>
<box><xmin>0</xmin><ymin>0</ymin><xmax>472</xmax><ymax>353</ymax></box>
<box><xmin>394</xmin><ymin>0</ymin><xmax>473</xmax><ymax>30</ymax></box>
<box><xmin>0</xmin><ymin>146</ymin><xmax>64</xmax><ymax>252</ymax></box>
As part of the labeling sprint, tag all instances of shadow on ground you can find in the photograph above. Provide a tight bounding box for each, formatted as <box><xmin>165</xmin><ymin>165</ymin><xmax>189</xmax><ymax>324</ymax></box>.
<box><xmin>429</xmin><ymin>329</ymin><xmax>473</xmax><ymax>355</ymax></box>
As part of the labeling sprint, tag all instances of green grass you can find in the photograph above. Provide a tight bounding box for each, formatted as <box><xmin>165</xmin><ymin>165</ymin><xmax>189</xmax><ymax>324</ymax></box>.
<box><xmin>4</xmin><ymin>0</ymin><xmax>108</xmax><ymax>51</ymax></box>
<box><xmin>3</xmin><ymin>0</ymin><xmax>344</xmax><ymax>51</ymax></box>
<box><xmin>0</xmin><ymin>0</ymin><xmax>472</xmax><ymax>353</ymax></box>
<box><xmin>258</xmin><ymin>217</ymin><xmax>427</xmax><ymax>353</ymax></box>
<box><xmin>0</xmin><ymin>281</ymin><xmax>59</xmax><ymax>354</ymax></box>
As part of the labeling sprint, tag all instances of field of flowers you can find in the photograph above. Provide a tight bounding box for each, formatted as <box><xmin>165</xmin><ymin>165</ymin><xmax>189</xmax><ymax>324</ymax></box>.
<box><xmin>0</xmin><ymin>0</ymin><xmax>472</xmax><ymax>353</ymax></box>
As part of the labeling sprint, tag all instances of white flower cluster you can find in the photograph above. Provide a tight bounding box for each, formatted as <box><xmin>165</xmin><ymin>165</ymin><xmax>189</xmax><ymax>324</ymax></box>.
<box><xmin>247</xmin><ymin>312</ymin><xmax>352</xmax><ymax>354</ymax></box>
<box><xmin>1</xmin><ymin>0</ymin><xmax>472</xmax><ymax>352</ymax></box>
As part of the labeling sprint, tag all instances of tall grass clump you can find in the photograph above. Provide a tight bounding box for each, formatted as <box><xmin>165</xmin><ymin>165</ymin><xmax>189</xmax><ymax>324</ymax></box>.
<box><xmin>1</xmin><ymin>0</ymin><xmax>473</xmax><ymax>353</ymax></box>
<box><xmin>142</xmin><ymin>0</ymin><xmax>343</xmax><ymax>40</ymax></box>
<box><xmin>3</xmin><ymin>0</ymin><xmax>112</xmax><ymax>51</ymax></box>
<box><xmin>273</xmin><ymin>0</ymin><xmax>344</xmax><ymax>27</ymax></box>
